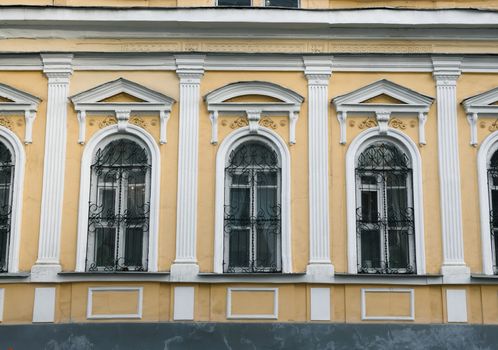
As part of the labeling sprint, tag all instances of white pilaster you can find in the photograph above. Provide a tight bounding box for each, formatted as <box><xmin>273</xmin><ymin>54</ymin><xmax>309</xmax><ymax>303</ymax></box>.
<box><xmin>171</xmin><ymin>55</ymin><xmax>205</xmax><ymax>280</ymax></box>
<box><xmin>304</xmin><ymin>56</ymin><xmax>334</xmax><ymax>277</ymax></box>
<box><xmin>31</xmin><ymin>54</ymin><xmax>72</xmax><ymax>282</ymax></box>
<box><xmin>432</xmin><ymin>57</ymin><xmax>470</xmax><ymax>283</ymax></box>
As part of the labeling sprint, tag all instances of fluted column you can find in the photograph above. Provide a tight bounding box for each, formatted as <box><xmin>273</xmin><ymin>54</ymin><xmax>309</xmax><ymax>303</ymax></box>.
<box><xmin>31</xmin><ymin>54</ymin><xmax>73</xmax><ymax>281</ymax></box>
<box><xmin>304</xmin><ymin>56</ymin><xmax>334</xmax><ymax>277</ymax></box>
<box><xmin>171</xmin><ymin>55</ymin><xmax>205</xmax><ymax>280</ymax></box>
<box><xmin>432</xmin><ymin>56</ymin><xmax>470</xmax><ymax>282</ymax></box>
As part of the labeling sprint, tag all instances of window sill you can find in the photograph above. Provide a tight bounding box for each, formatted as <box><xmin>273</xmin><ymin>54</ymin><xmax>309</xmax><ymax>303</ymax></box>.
<box><xmin>471</xmin><ymin>274</ymin><xmax>498</xmax><ymax>284</ymax></box>
<box><xmin>58</xmin><ymin>271</ymin><xmax>170</xmax><ymax>282</ymax></box>
<box><xmin>0</xmin><ymin>272</ymin><xmax>30</xmax><ymax>279</ymax></box>
<box><xmin>334</xmin><ymin>273</ymin><xmax>444</xmax><ymax>285</ymax></box>
<box><xmin>197</xmin><ymin>272</ymin><xmax>307</xmax><ymax>283</ymax></box>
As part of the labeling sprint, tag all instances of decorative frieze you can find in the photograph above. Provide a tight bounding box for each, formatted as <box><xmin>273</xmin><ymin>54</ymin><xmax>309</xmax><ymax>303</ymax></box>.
<box><xmin>304</xmin><ymin>56</ymin><xmax>334</xmax><ymax>277</ymax></box>
<box><xmin>32</xmin><ymin>54</ymin><xmax>73</xmax><ymax>281</ymax></box>
<box><xmin>432</xmin><ymin>56</ymin><xmax>470</xmax><ymax>282</ymax></box>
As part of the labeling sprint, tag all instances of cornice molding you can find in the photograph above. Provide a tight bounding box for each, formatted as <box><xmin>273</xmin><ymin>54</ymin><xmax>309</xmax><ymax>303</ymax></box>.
<box><xmin>70</xmin><ymin>78</ymin><xmax>175</xmax><ymax>144</ymax></box>
<box><xmin>332</xmin><ymin>79</ymin><xmax>434</xmax><ymax>145</ymax></box>
<box><xmin>41</xmin><ymin>54</ymin><xmax>73</xmax><ymax>82</ymax></box>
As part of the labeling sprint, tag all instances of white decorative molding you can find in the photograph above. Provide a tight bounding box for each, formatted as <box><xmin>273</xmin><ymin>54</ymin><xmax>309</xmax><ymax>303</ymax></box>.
<box><xmin>303</xmin><ymin>56</ymin><xmax>334</xmax><ymax>277</ymax></box>
<box><xmin>462</xmin><ymin>86</ymin><xmax>498</xmax><ymax>146</ymax></box>
<box><xmin>345</xmin><ymin>128</ymin><xmax>426</xmax><ymax>275</ymax></box>
<box><xmin>204</xmin><ymin>81</ymin><xmax>304</xmax><ymax>145</ymax></box>
<box><xmin>226</xmin><ymin>288</ymin><xmax>278</xmax><ymax>320</ymax></box>
<box><xmin>0</xmin><ymin>83</ymin><xmax>41</xmax><ymax>144</ymax></box>
<box><xmin>75</xmin><ymin>125</ymin><xmax>161</xmax><ymax>272</ymax></box>
<box><xmin>213</xmin><ymin>127</ymin><xmax>292</xmax><ymax>274</ymax></box>
<box><xmin>86</xmin><ymin>287</ymin><xmax>143</xmax><ymax>320</ymax></box>
<box><xmin>32</xmin><ymin>54</ymin><xmax>72</xmax><ymax>282</ymax></box>
<box><xmin>446</xmin><ymin>289</ymin><xmax>468</xmax><ymax>323</ymax></box>
<box><xmin>0</xmin><ymin>289</ymin><xmax>4</xmax><ymax>322</ymax></box>
<box><xmin>476</xmin><ymin>131</ymin><xmax>498</xmax><ymax>275</ymax></box>
<box><xmin>332</xmin><ymin>79</ymin><xmax>433</xmax><ymax>145</ymax></box>
<box><xmin>171</xmin><ymin>55</ymin><xmax>205</xmax><ymax>280</ymax></box>
<box><xmin>310</xmin><ymin>287</ymin><xmax>331</xmax><ymax>321</ymax></box>
<box><xmin>173</xmin><ymin>286</ymin><xmax>195</xmax><ymax>321</ymax></box>
<box><xmin>33</xmin><ymin>287</ymin><xmax>56</xmax><ymax>323</ymax></box>
<box><xmin>361</xmin><ymin>288</ymin><xmax>415</xmax><ymax>321</ymax></box>
<box><xmin>70</xmin><ymin>78</ymin><xmax>175</xmax><ymax>145</ymax></box>
<box><xmin>0</xmin><ymin>128</ymin><xmax>25</xmax><ymax>273</ymax></box>
<box><xmin>432</xmin><ymin>56</ymin><xmax>470</xmax><ymax>282</ymax></box>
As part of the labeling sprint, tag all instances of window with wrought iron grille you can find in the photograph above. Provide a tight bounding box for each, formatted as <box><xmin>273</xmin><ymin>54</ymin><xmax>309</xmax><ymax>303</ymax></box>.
<box><xmin>223</xmin><ymin>139</ymin><xmax>282</xmax><ymax>273</ymax></box>
<box><xmin>487</xmin><ymin>150</ymin><xmax>498</xmax><ymax>274</ymax></box>
<box><xmin>216</xmin><ymin>0</ymin><xmax>299</xmax><ymax>7</ymax></box>
<box><xmin>86</xmin><ymin>137</ymin><xmax>151</xmax><ymax>272</ymax></box>
<box><xmin>0</xmin><ymin>142</ymin><xmax>13</xmax><ymax>273</ymax></box>
<box><xmin>355</xmin><ymin>141</ymin><xmax>416</xmax><ymax>274</ymax></box>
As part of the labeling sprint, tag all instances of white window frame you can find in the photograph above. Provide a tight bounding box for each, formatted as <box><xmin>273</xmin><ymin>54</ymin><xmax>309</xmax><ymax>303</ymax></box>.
<box><xmin>75</xmin><ymin>124</ymin><xmax>160</xmax><ymax>272</ymax></box>
<box><xmin>223</xmin><ymin>136</ymin><xmax>282</xmax><ymax>272</ymax></box>
<box><xmin>477</xmin><ymin>130</ymin><xmax>498</xmax><ymax>275</ymax></box>
<box><xmin>0</xmin><ymin>128</ymin><xmax>24</xmax><ymax>273</ymax></box>
<box><xmin>85</xmin><ymin>135</ymin><xmax>151</xmax><ymax>271</ymax></box>
<box><xmin>214</xmin><ymin>127</ymin><xmax>292</xmax><ymax>273</ymax></box>
<box><xmin>346</xmin><ymin>127</ymin><xmax>426</xmax><ymax>275</ymax></box>
<box><xmin>354</xmin><ymin>142</ymin><xmax>416</xmax><ymax>274</ymax></box>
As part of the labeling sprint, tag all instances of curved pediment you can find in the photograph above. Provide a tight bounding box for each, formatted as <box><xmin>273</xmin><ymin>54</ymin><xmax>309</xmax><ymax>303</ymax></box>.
<box><xmin>204</xmin><ymin>81</ymin><xmax>304</xmax><ymax>105</ymax></box>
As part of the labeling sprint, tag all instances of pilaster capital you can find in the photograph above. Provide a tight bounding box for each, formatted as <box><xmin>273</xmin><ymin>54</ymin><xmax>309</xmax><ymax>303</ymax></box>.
<box><xmin>432</xmin><ymin>56</ymin><xmax>462</xmax><ymax>86</ymax></box>
<box><xmin>303</xmin><ymin>56</ymin><xmax>333</xmax><ymax>85</ymax></box>
<box><xmin>175</xmin><ymin>55</ymin><xmax>205</xmax><ymax>83</ymax></box>
<box><xmin>41</xmin><ymin>54</ymin><xmax>73</xmax><ymax>83</ymax></box>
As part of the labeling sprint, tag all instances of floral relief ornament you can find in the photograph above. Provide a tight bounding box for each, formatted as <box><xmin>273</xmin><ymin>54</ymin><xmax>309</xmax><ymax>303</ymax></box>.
<box><xmin>358</xmin><ymin>117</ymin><xmax>377</xmax><ymax>129</ymax></box>
<box><xmin>389</xmin><ymin>118</ymin><xmax>407</xmax><ymax>130</ymax></box>
<box><xmin>230</xmin><ymin>117</ymin><xmax>249</xmax><ymax>129</ymax></box>
<box><xmin>259</xmin><ymin>117</ymin><xmax>277</xmax><ymax>130</ymax></box>
<box><xmin>99</xmin><ymin>116</ymin><xmax>117</xmax><ymax>129</ymax></box>
<box><xmin>489</xmin><ymin>119</ymin><xmax>498</xmax><ymax>132</ymax></box>
<box><xmin>0</xmin><ymin>117</ymin><xmax>13</xmax><ymax>130</ymax></box>
<box><xmin>129</xmin><ymin>116</ymin><xmax>147</xmax><ymax>129</ymax></box>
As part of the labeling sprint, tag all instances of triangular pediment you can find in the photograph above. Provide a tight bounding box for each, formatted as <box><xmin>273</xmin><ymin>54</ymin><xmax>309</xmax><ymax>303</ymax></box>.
<box><xmin>70</xmin><ymin>78</ymin><xmax>175</xmax><ymax>105</ymax></box>
<box><xmin>0</xmin><ymin>82</ymin><xmax>41</xmax><ymax>109</ymax></box>
<box><xmin>332</xmin><ymin>79</ymin><xmax>433</xmax><ymax>107</ymax></box>
<box><xmin>462</xmin><ymin>86</ymin><xmax>498</xmax><ymax>111</ymax></box>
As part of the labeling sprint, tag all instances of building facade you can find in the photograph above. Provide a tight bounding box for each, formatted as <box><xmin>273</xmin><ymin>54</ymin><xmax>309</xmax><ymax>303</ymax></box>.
<box><xmin>1</xmin><ymin>0</ymin><xmax>498</xmax><ymax>348</ymax></box>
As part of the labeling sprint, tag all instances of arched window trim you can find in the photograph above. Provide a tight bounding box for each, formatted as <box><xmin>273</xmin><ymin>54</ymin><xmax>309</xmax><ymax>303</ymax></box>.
<box><xmin>76</xmin><ymin>124</ymin><xmax>160</xmax><ymax>272</ymax></box>
<box><xmin>346</xmin><ymin>127</ymin><xmax>426</xmax><ymax>275</ymax></box>
<box><xmin>0</xmin><ymin>127</ymin><xmax>25</xmax><ymax>273</ymax></box>
<box><xmin>476</xmin><ymin>130</ymin><xmax>498</xmax><ymax>275</ymax></box>
<box><xmin>214</xmin><ymin>127</ymin><xmax>291</xmax><ymax>273</ymax></box>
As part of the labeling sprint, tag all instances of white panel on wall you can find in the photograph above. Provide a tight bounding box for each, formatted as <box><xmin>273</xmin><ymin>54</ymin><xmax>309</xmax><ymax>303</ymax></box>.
<box><xmin>174</xmin><ymin>286</ymin><xmax>195</xmax><ymax>321</ymax></box>
<box><xmin>0</xmin><ymin>289</ymin><xmax>4</xmax><ymax>322</ymax></box>
<box><xmin>33</xmin><ymin>287</ymin><xmax>56</xmax><ymax>323</ymax></box>
<box><xmin>310</xmin><ymin>287</ymin><xmax>331</xmax><ymax>321</ymax></box>
<box><xmin>446</xmin><ymin>289</ymin><xmax>468</xmax><ymax>323</ymax></box>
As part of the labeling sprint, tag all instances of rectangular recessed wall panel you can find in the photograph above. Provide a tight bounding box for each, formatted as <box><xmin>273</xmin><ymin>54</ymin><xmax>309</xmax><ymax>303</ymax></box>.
<box><xmin>227</xmin><ymin>288</ymin><xmax>278</xmax><ymax>319</ymax></box>
<box><xmin>33</xmin><ymin>287</ymin><xmax>56</xmax><ymax>323</ymax></box>
<box><xmin>87</xmin><ymin>287</ymin><xmax>143</xmax><ymax>320</ymax></box>
<box><xmin>173</xmin><ymin>286</ymin><xmax>195</xmax><ymax>321</ymax></box>
<box><xmin>446</xmin><ymin>289</ymin><xmax>468</xmax><ymax>323</ymax></box>
<box><xmin>361</xmin><ymin>288</ymin><xmax>415</xmax><ymax>321</ymax></box>
<box><xmin>0</xmin><ymin>289</ymin><xmax>4</xmax><ymax>322</ymax></box>
<box><xmin>310</xmin><ymin>288</ymin><xmax>331</xmax><ymax>321</ymax></box>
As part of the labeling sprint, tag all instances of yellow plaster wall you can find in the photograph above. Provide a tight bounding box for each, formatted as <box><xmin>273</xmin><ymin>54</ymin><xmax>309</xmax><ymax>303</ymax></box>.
<box><xmin>0</xmin><ymin>71</ymin><xmax>47</xmax><ymax>272</ymax></box>
<box><xmin>60</xmin><ymin>71</ymin><xmax>179</xmax><ymax>272</ymax></box>
<box><xmin>329</xmin><ymin>72</ymin><xmax>441</xmax><ymax>274</ymax></box>
<box><xmin>364</xmin><ymin>290</ymin><xmax>412</xmax><ymax>318</ymax></box>
<box><xmin>198</xmin><ymin>71</ymin><xmax>309</xmax><ymax>273</ymax></box>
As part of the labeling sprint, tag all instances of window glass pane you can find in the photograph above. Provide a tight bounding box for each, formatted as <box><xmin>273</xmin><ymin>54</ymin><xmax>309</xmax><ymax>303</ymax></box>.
<box><xmin>386</xmin><ymin>188</ymin><xmax>408</xmax><ymax>222</ymax></box>
<box><xmin>0</xmin><ymin>228</ymin><xmax>7</xmax><ymax>270</ymax></box>
<box><xmin>361</xmin><ymin>190</ymin><xmax>378</xmax><ymax>222</ymax></box>
<box><xmin>218</xmin><ymin>0</ymin><xmax>251</xmax><ymax>5</ymax></box>
<box><xmin>229</xmin><ymin>188</ymin><xmax>250</xmax><ymax>222</ymax></box>
<box><xmin>229</xmin><ymin>229</ymin><xmax>250</xmax><ymax>268</ymax></box>
<box><xmin>492</xmin><ymin>189</ymin><xmax>498</xmax><ymax>226</ymax></box>
<box><xmin>265</xmin><ymin>0</ymin><xmax>298</xmax><ymax>7</ymax></box>
<box><xmin>388</xmin><ymin>229</ymin><xmax>410</xmax><ymax>268</ymax></box>
<box><xmin>99</xmin><ymin>188</ymin><xmax>116</xmax><ymax>218</ymax></box>
<box><xmin>231</xmin><ymin>173</ymin><xmax>249</xmax><ymax>186</ymax></box>
<box><xmin>361</xmin><ymin>175</ymin><xmax>377</xmax><ymax>185</ymax></box>
<box><xmin>360</xmin><ymin>229</ymin><xmax>381</xmax><ymax>269</ymax></box>
<box><xmin>95</xmin><ymin>227</ymin><xmax>115</xmax><ymax>267</ymax></box>
<box><xmin>124</xmin><ymin>227</ymin><xmax>143</xmax><ymax>267</ymax></box>
<box><xmin>257</xmin><ymin>187</ymin><xmax>277</xmax><ymax>219</ymax></box>
<box><xmin>127</xmin><ymin>170</ymin><xmax>146</xmax><ymax>218</ymax></box>
<box><xmin>257</xmin><ymin>171</ymin><xmax>277</xmax><ymax>186</ymax></box>
<box><xmin>256</xmin><ymin>225</ymin><xmax>278</xmax><ymax>269</ymax></box>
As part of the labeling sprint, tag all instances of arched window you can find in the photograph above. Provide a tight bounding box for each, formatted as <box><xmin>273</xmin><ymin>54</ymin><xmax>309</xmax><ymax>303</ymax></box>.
<box><xmin>487</xmin><ymin>150</ymin><xmax>498</xmax><ymax>274</ymax></box>
<box><xmin>223</xmin><ymin>139</ymin><xmax>282</xmax><ymax>273</ymax></box>
<box><xmin>86</xmin><ymin>137</ymin><xmax>151</xmax><ymax>272</ymax></box>
<box><xmin>355</xmin><ymin>141</ymin><xmax>416</xmax><ymax>274</ymax></box>
<box><xmin>0</xmin><ymin>142</ymin><xmax>13</xmax><ymax>273</ymax></box>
